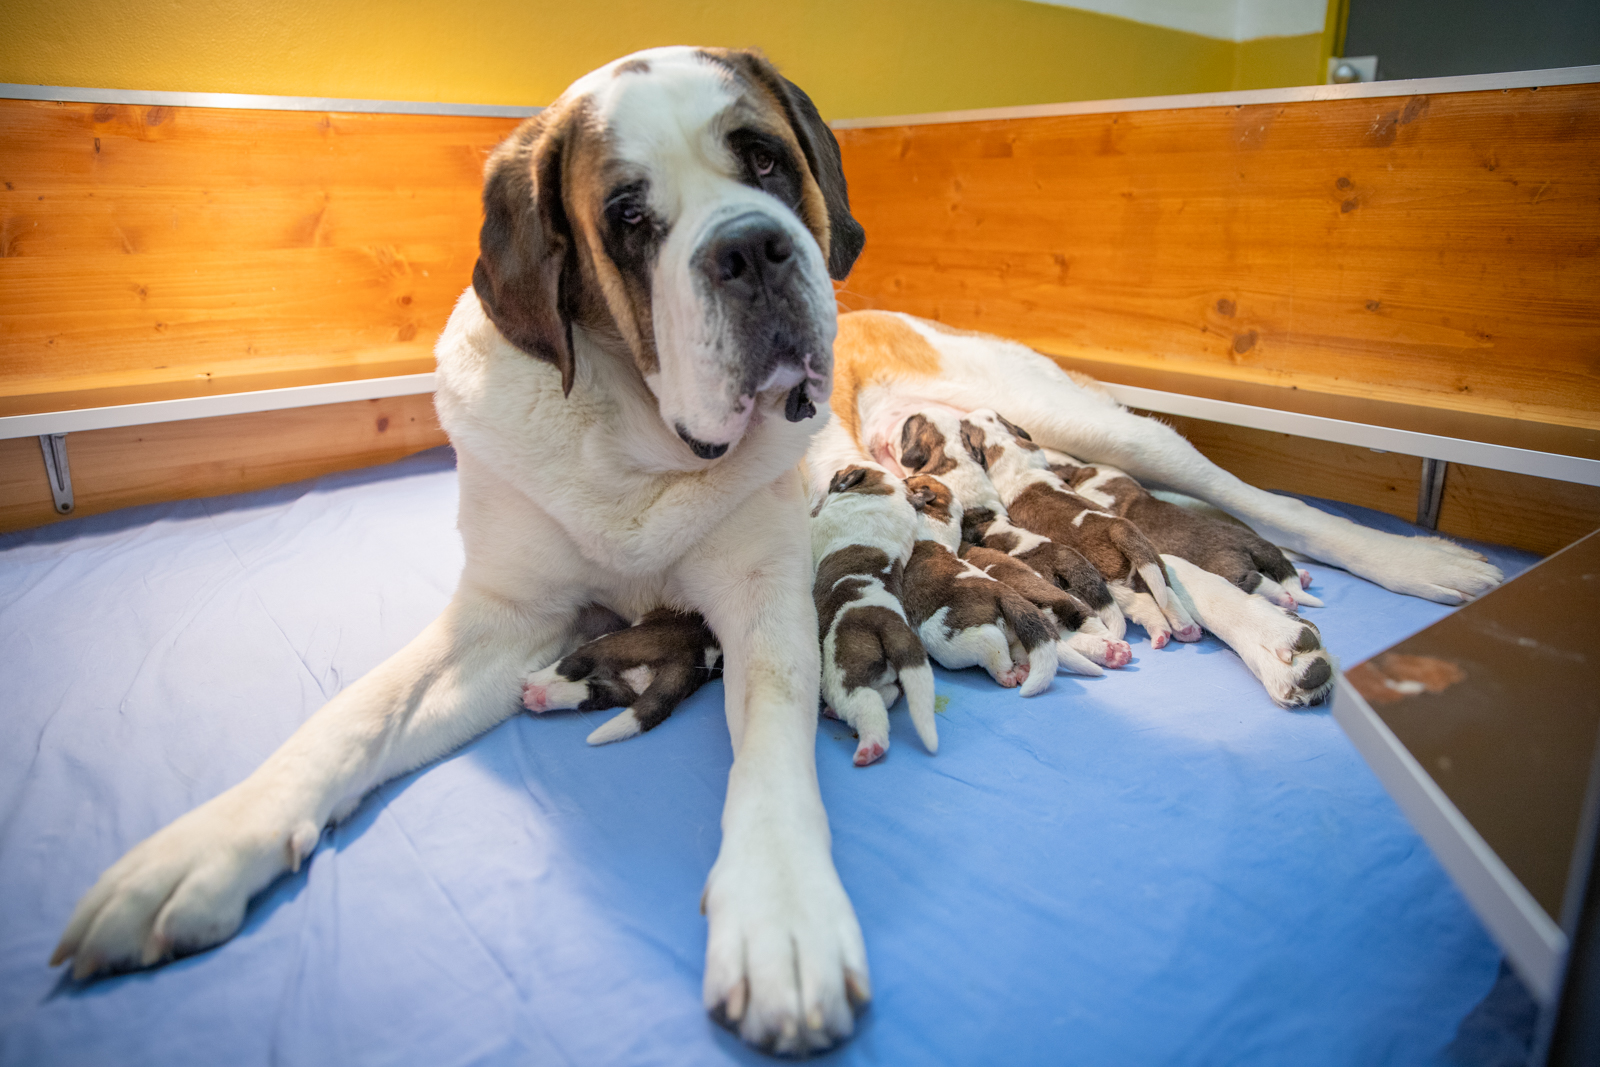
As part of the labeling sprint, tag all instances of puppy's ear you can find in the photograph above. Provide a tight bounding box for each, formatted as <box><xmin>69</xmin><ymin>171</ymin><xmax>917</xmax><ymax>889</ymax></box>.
<box><xmin>959</xmin><ymin>420</ymin><xmax>989</xmax><ymax>470</ymax></box>
<box><xmin>829</xmin><ymin>466</ymin><xmax>869</xmax><ymax>494</ymax></box>
<box><xmin>899</xmin><ymin>415</ymin><xmax>933</xmax><ymax>472</ymax></box>
<box><xmin>997</xmin><ymin>414</ymin><xmax>1033</xmax><ymax>442</ymax></box>
<box><xmin>473</xmin><ymin>112</ymin><xmax>578</xmax><ymax>395</ymax></box>
<box><xmin>711</xmin><ymin>49</ymin><xmax>865</xmax><ymax>280</ymax></box>
<box><xmin>907</xmin><ymin>485</ymin><xmax>936</xmax><ymax>511</ymax></box>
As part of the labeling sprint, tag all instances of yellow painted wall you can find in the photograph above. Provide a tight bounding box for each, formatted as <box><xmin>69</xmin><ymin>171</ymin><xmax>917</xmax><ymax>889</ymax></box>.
<box><xmin>2</xmin><ymin>0</ymin><xmax>1331</xmax><ymax>120</ymax></box>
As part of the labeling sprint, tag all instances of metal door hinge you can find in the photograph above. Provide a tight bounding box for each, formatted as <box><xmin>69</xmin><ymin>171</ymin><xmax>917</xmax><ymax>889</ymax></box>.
<box><xmin>1417</xmin><ymin>457</ymin><xmax>1447</xmax><ymax>530</ymax></box>
<box><xmin>38</xmin><ymin>433</ymin><xmax>73</xmax><ymax>514</ymax></box>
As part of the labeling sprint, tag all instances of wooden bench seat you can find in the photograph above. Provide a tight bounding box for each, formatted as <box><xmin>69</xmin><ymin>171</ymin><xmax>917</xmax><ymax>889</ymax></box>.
<box><xmin>2</xmin><ymin>73</ymin><xmax>1597</xmax><ymax>554</ymax></box>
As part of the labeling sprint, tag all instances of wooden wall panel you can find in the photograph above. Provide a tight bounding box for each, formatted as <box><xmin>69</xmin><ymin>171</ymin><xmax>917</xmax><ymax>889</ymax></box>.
<box><xmin>1159</xmin><ymin>413</ymin><xmax>1600</xmax><ymax>557</ymax></box>
<box><xmin>835</xmin><ymin>84</ymin><xmax>1600</xmax><ymax>430</ymax></box>
<box><xmin>0</xmin><ymin>100</ymin><xmax>521</xmax><ymax>398</ymax></box>
<box><xmin>0</xmin><ymin>394</ymin><xmax>447</xmax><ymax>533</ymax></box>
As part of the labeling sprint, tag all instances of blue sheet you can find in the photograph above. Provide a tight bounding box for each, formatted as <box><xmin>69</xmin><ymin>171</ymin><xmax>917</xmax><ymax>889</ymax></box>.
<box><xmin>0</xmin><ymin>447</ymin><xmax>1540</xmax><ymax>1066</ymax></box>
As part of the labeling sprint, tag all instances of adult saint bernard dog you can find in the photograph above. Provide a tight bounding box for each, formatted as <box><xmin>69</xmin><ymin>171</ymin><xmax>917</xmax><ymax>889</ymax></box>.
<box><xmin>51</xmin><ymin>46</ymin><xmax>1504</xmax><ymax>1055</ymax></box>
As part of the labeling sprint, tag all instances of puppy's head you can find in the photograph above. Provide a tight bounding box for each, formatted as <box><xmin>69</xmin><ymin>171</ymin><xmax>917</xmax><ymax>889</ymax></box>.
<box><xmin>827</xmin><ymin>465</ymin><xmax>896</xmax><ymax>497</ymax></box>
<box><xmin>472</xmin><ymin>47</ymin><xmax>864</xmax><ymax>460</ymax></box>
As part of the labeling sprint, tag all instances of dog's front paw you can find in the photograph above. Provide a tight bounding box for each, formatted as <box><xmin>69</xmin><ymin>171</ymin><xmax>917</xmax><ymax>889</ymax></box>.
<box><xmin>702</xmin><ymin>831</ymin><xmax>870</xmax><ymax>1053</ymax></box>
<box><xmin>51</xmin><ymin>788</ymin><xmax>309</xmax><ymax>979</ymax></box>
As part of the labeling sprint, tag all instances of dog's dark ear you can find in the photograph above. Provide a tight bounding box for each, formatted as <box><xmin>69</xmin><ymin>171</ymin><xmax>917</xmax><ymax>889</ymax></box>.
<box><xmin>899</xmin><ymin>415</ymin><xmax>933</xmax><ymax>473</ymax></box>
<box><xmin>829</xmin><ymin>466</ymin><xmax>869</xmax><ymax>494</ymax></box>
<box><xmin>472</xmin><ymin>113</ymin><xmax>578</xmax><ymax>395</ymax></box>
<box><xmin>959</xmin><ymin>420</ymin><xmax>989</xmax><ymax>470</ymax></box>
<box><xmin>712</xmin><ymin>50</ymin><xmax>865</xmax><ymax>280</ymax></box>
<box><xmin>907</xmin><ymin>485</ymin><xmax>936</xmax><ymax>511</ymax></box>
<box><xmin>997</xmin><ymin>414</ymin><xmax>1033</xmax><ymax>442</ymax></box>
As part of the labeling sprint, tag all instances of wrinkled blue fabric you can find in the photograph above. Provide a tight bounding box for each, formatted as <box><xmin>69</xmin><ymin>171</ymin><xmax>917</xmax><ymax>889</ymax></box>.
<box><xmin>0</xmin><ymin>447</ymin><xmax>1540</xmax><ymax>1066</ymax></box>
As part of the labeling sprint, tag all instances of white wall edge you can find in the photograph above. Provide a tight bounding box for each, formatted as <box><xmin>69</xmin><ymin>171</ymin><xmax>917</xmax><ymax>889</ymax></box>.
<box><xmin>0</xmin><ymin>374</ymin><xmax>437</xmax><ymax>440</ymax></box>
<box><xmin>1329</xmin><ymin>674</ymin><xmax>1567</xmax><ymax>1003</ymax></box>
<box><xmin>830</xmin><ymin>64</ymin><xmax>1600</xmax><ymax>129</ymax></box>
<box><xmin>7</xmin><ymin>374</ymin><xmax>1595</xmax><ymax>488</ymax></box>
<box><xmin>1105</xmin><ymin>383</ymin><xmax>1600</xmax><ymax>486</ymax></box>
<box><xmin>0</xmin><ymin>83</ymin><xmax>538</xmax><ymax>118</ymax></box>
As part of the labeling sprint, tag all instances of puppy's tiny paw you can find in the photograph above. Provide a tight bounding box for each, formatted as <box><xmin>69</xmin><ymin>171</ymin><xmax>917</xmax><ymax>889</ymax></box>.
<box><xmin>521</xmin><ymin>664</ymin><xmax>590</xmax><ymax>714</ymax></box>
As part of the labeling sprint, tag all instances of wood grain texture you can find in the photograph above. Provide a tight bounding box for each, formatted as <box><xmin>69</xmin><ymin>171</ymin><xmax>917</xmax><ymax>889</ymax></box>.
<box><xmin>1158</xmin><ymin>413</ymin><xmax>1600</xmax><ymax>557</ymax></box>
<box><xmin>835</xmin><ymin>84</ymin><xmax>1600</xmax><ymax>429</ymax></box>
<box><xmin>0</xmin><ymin>99</ymin><xmax>520</xmax><ymax>398</ymax></box>
<box><xmin>0</xmin><ymin>393</ymin><xmax>447</xmax><ymax>533</ymax></box>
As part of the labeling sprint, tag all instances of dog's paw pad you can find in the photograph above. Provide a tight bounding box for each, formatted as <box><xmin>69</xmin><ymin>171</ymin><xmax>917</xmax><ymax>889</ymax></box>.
<box><xmin>853</xmin><ymin>739</ymin><xmax>887</xmax><ymax>766</ymax></box>
<box><xmin>1258</xmin><ymin>616</ymin><xmax>1336</xmax><ymax>708</ymax></box>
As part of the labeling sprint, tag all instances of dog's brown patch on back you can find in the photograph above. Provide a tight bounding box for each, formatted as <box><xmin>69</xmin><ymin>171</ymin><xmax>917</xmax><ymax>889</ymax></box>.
<box><xmin>814</xmin><ymin>545</ymin><xmax>900</xmax><ymax>636</ymax></box>
<box><xmin>830</xmin><ymin>311</ymin><xmax>946</xmax><ymax>444</ymax></box>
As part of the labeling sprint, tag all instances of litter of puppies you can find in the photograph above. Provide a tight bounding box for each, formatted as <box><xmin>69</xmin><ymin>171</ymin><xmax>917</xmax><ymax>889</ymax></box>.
<box><xmin>528</xmin><ymin>404</ymin><xmax>1342</xmax><ymax>761</ymax></box>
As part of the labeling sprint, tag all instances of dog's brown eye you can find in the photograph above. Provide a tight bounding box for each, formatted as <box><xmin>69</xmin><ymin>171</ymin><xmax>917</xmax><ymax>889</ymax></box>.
<box><xmin>619</xmin><ymin>204</ymin><xmax>645</xmax><ymax>226</ymax></box>
<box><xmin>752</xmin><ymin>150</ymin><xmax>775</xmax><ymax>177</ymax></box>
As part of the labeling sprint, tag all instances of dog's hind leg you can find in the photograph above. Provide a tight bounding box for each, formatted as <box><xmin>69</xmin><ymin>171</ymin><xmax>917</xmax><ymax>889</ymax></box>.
<box><xmin>1163</xmin><ymin>554</ymin><xmax>1336</xmax><ymax>708</ymax></box>
<box><xmin>902</xmin><ymin>326</ymin><xmax>1502</xmax><ymax>604</ymax></box>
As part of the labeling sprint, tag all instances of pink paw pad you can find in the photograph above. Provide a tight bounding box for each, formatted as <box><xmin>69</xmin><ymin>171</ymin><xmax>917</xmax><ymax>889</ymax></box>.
<box><xmin>1150</xmin><ymin>631</ymin><xmax>1170</xmax><ymax>649</ymax></box>
<box><xmin>521</xmin><ymin>684</ymin><xmax>550</xmax><ymax>713</ymax></box>
<box><xmin>1298</xmin><ymin>569</ymin><xmax>1313</xmax><ymax>588</ymax></box>
<box><xmin>854</xmin><ymin>741</ymin><xmax>886</xmax><ymax>766</ymax></box>
<box><xmin>1174</xmin><ymin>622</ymin><xmax>1203</xmax><ymax>642</ymax></box>
<box><xmin>1104</xmin><ymin>641</ymin><xmax>1132</xmax><ymax>668</ymax></box>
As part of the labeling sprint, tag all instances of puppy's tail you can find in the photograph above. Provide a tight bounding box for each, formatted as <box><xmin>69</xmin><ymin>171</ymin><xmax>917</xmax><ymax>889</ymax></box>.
<box><xmin>996</xmin><ymin>591</ymin><xmax>1058</xmax><ymax>697</ymax></box>
<box><xmin>880</xmin><ymin>615</ymin><xmax>938</xmax><ymax>755</ymax></box>
<box><xmin>899</xmin><ymin>662</ymin><xmax>938</xmax><ymax>754</ymax></box>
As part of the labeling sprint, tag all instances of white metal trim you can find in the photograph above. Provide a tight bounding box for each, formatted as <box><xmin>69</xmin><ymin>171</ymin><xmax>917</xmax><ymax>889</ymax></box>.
<box><xmin>830</xmin><ymin>64</ymin><xmax>1600</xmax><ymax>129</ymax></box>
<box><xmin>1329</xmin><ymin>674</ymin><xmax>1567</xmax><ymax>1003</ymax></box>
<box><xmin>1105</xmin><ymin>383</ymin><xmax>1600</xmax><ymax>486</ymax></box>
<box><xmin>0</xmin><ymin>83</ymin><xmax>538</xmax><ymax>118</ymax></box>
<box><xmin>0</xmin><ymin>373</ymin><xmax>436</xmax><ymax>440</ymax></box>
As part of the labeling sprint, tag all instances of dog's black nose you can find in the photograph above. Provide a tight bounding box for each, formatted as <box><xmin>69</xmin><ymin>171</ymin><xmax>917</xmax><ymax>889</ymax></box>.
<box><xmin>701</xmin><ymin>213</ymin><xmax>795</xmax><ymax>301</ymax></box>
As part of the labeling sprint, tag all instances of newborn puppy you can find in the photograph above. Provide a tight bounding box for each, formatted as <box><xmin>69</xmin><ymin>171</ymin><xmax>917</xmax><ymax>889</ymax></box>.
<box><xmin>1042</xmin><ymin>449</ymin><xmax>1321</xmax><ymax>609</ymax></box>
<box><xmin>812</xmin><ymin>464</ymin><xmax>937</xmax><ymax>766</ymax></box>
<box><xmin>896</xmin><ymin>408</ymin><xmax>1125</xmax><ymax>638</ymax></box>
<box><xmin>959</xmin><ymin>544</ymin><xmax>1133</xmax><ymax>674</ymax></box>
<box><xmin>959</xmin><ymin>410</ymin><xmax>1201</xmax><ymax>648</ymax></box>
<box><xmin>522</xmin><ymin>608</ymin><xmax>722</xmax><ymax>745</ymax></box>
<box><xmin>902</xmin><ymin>474</ymin><xmax>1058</xmax><ymax>695</ymax></box>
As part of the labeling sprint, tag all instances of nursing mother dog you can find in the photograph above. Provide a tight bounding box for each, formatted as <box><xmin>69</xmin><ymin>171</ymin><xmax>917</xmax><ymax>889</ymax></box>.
<box><xmin>50</xmin><ymin>45</ymin><xmax>1504</xmax><ymax>1057</ymax></box>
<box><xmin>52</xmin><ymin>47</ymin><xmax>871</xmax><ymax>1054</ymax></box>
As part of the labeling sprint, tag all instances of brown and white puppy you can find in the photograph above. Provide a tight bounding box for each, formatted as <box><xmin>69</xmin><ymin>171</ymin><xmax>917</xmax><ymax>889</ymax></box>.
<box><xmin>892</xmin><ymin>407</ymin><xmax>1126</xmax><ymax>639</ymax></box>
<box><xmin>54</xmin><ymin>48</ymin><xmax>872</xmax><ymax>1056</ymax></box>
<box><xmin>1041</xmin><ymin>450</ymin><xmax>1321</xmax><ymax>610</ymax></box>
<box><xmin>958</xmin><ymin>410</ymin><xmax>1202</xmax><ymax>648</ymax></box>
<box><xmin>824</xmin><ymin>309</ymin><xmax>1499</xmax><ymax>710</ymax></box>
<box><xmin>958</xmin><ymin>544</ymin><xmax>1133</xmax><ymax>674</ymax></box>
<box><xmin>902</xmin><ymin>475</ymin><xmax>1059</xmax><ymax>695</ymax></box>
<box><xmin>522</xmin><ymin>608</ymin><xmax>723</xmax><ymax>744</ymax></box>
<box><xmin>811</xmin><ymin>464</ymin><xmax>936</xmax><ymax>765</ymax></box>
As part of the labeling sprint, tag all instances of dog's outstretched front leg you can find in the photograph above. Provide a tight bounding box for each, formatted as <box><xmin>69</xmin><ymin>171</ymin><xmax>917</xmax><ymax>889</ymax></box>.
<box><xmin>52</xmin><ymin>587</ymin><xmax>578</xmax><ymax>980</ymax></box>
<box><xmin>679</xmin><ymin>470</ymin><xmax>869</xmax><ymax>1054</ymax></box>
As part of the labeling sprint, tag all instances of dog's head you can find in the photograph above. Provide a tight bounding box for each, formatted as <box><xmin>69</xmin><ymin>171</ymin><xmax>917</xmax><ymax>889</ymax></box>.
<box><xmin>472</xmin><ymin>47</ymin><xmax>864</xmax><ymax>460</ymax></box>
